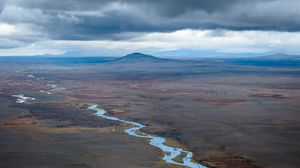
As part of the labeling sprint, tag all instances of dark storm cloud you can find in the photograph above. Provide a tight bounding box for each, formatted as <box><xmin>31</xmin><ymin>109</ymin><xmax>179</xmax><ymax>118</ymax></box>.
<box><xmin>1</xmin><ymin>0</ymin><xmax>300</xmax><ymax>40</ymax></box>
<box><xmin>10</xmin><ymin>0</ymin><xmax>235</xmax><ymax>12</ymax></box>
<box><xmin>0</xmin><ymin>0</ymin><xmax>6</xmax><ymax>14</ymax></box>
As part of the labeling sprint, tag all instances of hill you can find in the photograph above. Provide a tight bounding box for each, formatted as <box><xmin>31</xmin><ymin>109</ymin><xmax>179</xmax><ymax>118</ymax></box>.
<box><xmin>112</xmin><ymin>52</ymin><xmax>170</xmax><ymax>63</ymax></box>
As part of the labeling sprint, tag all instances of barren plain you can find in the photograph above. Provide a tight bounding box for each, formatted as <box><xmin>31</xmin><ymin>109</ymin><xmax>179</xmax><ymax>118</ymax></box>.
<box><xmin>0</xmin><ymin>55</ymin><xmax>299</xmax><ymax>168</ymax></box>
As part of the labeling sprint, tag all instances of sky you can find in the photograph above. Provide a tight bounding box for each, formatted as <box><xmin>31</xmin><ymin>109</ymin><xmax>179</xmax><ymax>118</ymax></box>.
<box><xmin>0</xmin><ymin>0</ymin><xmax>300</xmax><ymax>57</ymax></box>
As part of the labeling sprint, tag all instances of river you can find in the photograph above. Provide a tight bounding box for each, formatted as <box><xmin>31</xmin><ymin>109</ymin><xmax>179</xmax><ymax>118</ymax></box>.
<box><xmin>88</xmin><ymin>104</ymin><xmax>207</xmax><ymax>168</ymax></box>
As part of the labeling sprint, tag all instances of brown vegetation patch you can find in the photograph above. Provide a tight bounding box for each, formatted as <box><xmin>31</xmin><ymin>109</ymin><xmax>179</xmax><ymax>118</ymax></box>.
<box><xmin>66</xmin><ymin>93</ymin><xmax>122</xmax><ymax>100</ymax></box>
<box><xmin>129</xmin><ymin>83</ymin><xmax>151</xmax><ymax>88</ymax></box>
<box><xmin>194</xmin><ymin>98</ymin><xmax>247</xmax><ymax>105</ymax></box>
<box><xmin>269</xmin><ymin>119</ymin><xmax>297</xmax><ymax>125</ymax></box>
<box><xmin>201</xmin><ymin>147</ymin><xmax>262</xmax><ymax>168</ymax></box>
<box><xmin>3</xmin><ymin>118</ymin><xmax>37</xmax><ymax>126</ymax></box>
<box><xmin>249</xmin><ymin>89</ymin><xmax>290</xmax><ymax>99</ymax></box>
<box><xmin>110</xmin><ymin>109</ymin><xmax>127</xmax><ymax>115</ymax></box>
<box><xmin>249</xmin><ymin>93</ymin><xmax>288</xmax><ymax>99</ymax></box>
<box><xmin>3</xmin><ymin>116</ymin><xmax>119</xmax><ymax>135</ymax></box>
<box><xmin>159</xmin><ymin>88</ymin><xmax>207</xmax><ymax>94</ymax></box>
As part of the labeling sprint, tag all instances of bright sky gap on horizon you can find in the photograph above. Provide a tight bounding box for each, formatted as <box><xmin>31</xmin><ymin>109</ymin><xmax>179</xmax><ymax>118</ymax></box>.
<box><xmin>0</xmin><ymin>0</ymin><xmax>300</xmax><ymax>57</ymax></box>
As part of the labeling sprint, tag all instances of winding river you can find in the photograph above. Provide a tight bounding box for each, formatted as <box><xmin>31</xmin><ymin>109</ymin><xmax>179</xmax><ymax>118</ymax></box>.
<box><xmin>88</xmin><ymin>104</ymin><xmax>206</xmax><ymax>168</ymax></box>
<box><xmin>17</xmin><ymin>74</ymin><xmax>206</xmax><ymax>167</ymax></box>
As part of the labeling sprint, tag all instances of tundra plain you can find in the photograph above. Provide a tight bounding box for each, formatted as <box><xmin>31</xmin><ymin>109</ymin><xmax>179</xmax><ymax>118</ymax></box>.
<box><xmin>0</xmin><ymin>55</ymin><xmax>299</xmax><ymax>168</ymax></box>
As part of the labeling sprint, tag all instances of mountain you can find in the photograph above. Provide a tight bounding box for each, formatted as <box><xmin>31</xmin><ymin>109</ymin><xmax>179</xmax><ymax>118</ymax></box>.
<box><xmin>112</xmin><ymin>52</ymin><xmax>170</xmax><ymax>63</ymax></box>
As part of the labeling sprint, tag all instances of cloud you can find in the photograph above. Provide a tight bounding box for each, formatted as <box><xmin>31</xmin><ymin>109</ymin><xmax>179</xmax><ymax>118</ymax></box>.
<box><xmin>0</xmin><ymin>22</ymin><xmax>47</xmax><ymax>49</ymax></box>
<box><xmin>1</xmin><ymin>0</ymin><xmax>300</xmax><ymax>41</ymax></box>
<box><xmin>0</xmin><ymin>0</ymin><xmax>299</xmax><ymax>56</ymax></box>
<box><xmin>0</xmin><ymin>0</ymin><xmax>6</xmax><ymax>14</ymax></box>
<box><xmin>0</xmin><ymin>29</ymin><xmax>299</xmax><ymax>56</ymax></box>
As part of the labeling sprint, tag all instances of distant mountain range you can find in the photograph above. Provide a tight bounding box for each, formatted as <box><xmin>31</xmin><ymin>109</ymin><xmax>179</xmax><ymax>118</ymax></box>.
<box><xmin>2</xmin><ymin>49</ymin><xmax>299</xmax><ymax>60</ymax></box>
<box><xmin>0</xmin><ymin>52</ymin><xmax>299</xmax><ymax>67</ymax></box>
<box><xmin>153</xmin><ymin>49</ymin><xmax>300</xmax><ymax>60</ymax></box>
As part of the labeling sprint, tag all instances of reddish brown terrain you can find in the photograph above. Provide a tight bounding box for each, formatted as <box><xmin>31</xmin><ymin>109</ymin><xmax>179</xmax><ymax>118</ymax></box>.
<box><xmin>0</xmin><ymin>55</ymin><xmax>299</xmax><ymax>168</ymax></box>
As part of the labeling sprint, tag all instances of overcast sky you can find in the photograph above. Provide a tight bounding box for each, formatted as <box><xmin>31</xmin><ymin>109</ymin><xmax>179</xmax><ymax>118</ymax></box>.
<box><xmin>0</xmin><ymin>0</ymin><xmax>300</xmax><ymax>57</ymax></box>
